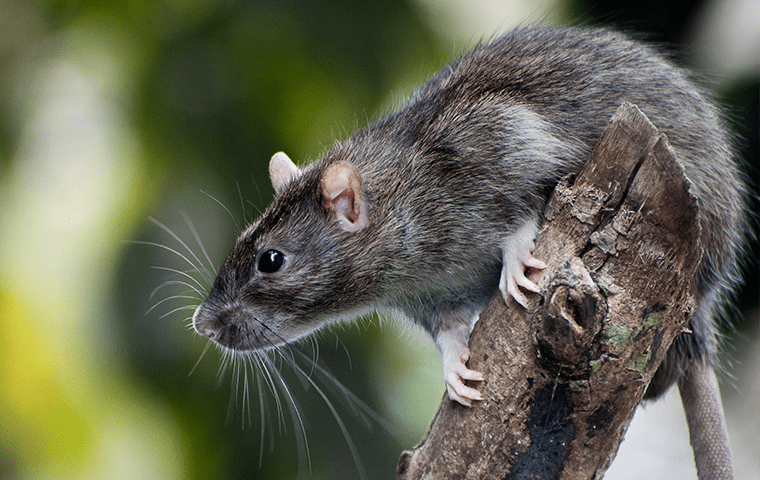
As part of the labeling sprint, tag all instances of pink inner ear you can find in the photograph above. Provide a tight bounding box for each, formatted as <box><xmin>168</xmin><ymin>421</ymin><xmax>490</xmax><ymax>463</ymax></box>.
<box><xmin>321</xmin><ymin>161</ymin><xmax>368</xmax><ymax>232</ymax></box>
<box><xmin>330</xmin><ymin>189</ymin><xmax>359</xmax><ymax>223</ymax></box>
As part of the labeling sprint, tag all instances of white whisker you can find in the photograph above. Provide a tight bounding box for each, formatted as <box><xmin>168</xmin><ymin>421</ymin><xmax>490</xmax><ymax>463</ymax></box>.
<box><xmin>133</xmin><ymin>240</ymin><xmax>207</xmax><ymax>286</ymax></box>
<box><xmin>288</xmin><ymin>345</ymin><xmax>399</xmax><ymax>437</ymax></box>
<box><xmin>148</xmin><ymin>217</ymin><xmax>214</xmax><ymax>284</ymax></box>
<box><xmin>201</xmin><ymin>189</ymin><xmax>240</xmax><ymax>231</ymax></box>
<box><xmin>237</xmin><ymin>182</ymin><xmax>249</xmax><ymax>225</ymax></box>
<box><xmin>247</xmin><ymin>200</ymin><xmax>263</xmax><ymax>217</ymax></box>
<box><xmin>158</xmin><ymin>304</ymin><xmax>199</xmax><ymax>320</ymax></box>
<box><xmin>149</xmin><ymin>279</ymin><xmax>204</xmax><ymax>300</ymax></box>
<box><xmin>189</xmin><ymin>340</ymin><xmax>213</xmax><ymax>377</ymax></box>
<box><xmin>146</xmin><ymin>294</ymin><xmax>199</xmax><ymax>315</ymax></box>
<box><xmin>249</xmin><ymin>174</ymin><xmax>265</xmax><ymax>215</ymax></box>
<box><xmin>257</xmin><ymin>367</ymin><xmax>268</xmax><ymax>467</ymax></box>
<box><xmin>335</xmin><ymin>334</ymin><xmax>353</xmax><ymax>370</ymax></box>
<box><xmin>282</xmin><ymin>351</ymin><xmax>366</xmax><ymax>480</ymax></box>
<box><xmin>258</xmin><ymin>350</ymin><xmax>312</xmax><ymax>475</ymax></box>
<box><xmin>180</xmin><ymin>211</ymin><xmax>217</xmax><ymax>276</ymax></box>
<box><xmin>242</xmin><ymin>357</ymin><xmax>252</xmax><ymax>428</ymax></box>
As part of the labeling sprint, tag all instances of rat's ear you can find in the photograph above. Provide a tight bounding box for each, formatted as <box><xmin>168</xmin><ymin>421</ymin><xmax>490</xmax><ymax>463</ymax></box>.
<box><xmin>269</xmin><ymin>152</ymin><xmax>301</xmax><ymax>195</ymax></box>
<box><xmin>321</xmin><ymin>161</ymin><xmax>368</xmax><ymax>232</ymax></box>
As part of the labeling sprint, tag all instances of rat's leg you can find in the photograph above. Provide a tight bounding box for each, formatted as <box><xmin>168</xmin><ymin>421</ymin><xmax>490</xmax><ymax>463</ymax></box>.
<box><xmin>435</xmin><ymin>320</ymin><xmax>484</xmax><ymax>407</ymax></box>
<box><xmin>499</xmin><ymin>216</ymin><xmax>546</xmax><ymax>307</ymax></box>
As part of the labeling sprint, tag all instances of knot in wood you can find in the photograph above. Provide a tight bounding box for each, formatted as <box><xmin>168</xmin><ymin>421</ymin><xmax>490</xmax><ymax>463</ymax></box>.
<box><xmin>538</xmin><ymin>257</ymin><xmax>606</xmax><ymax>371</ymax></box>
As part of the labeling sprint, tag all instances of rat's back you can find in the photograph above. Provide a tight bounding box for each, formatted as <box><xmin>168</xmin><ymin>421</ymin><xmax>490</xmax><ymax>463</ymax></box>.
<box><xmin>375</xmin><ymin>27</ymin><xmax>746</xmax><ymax>394</ymax></box>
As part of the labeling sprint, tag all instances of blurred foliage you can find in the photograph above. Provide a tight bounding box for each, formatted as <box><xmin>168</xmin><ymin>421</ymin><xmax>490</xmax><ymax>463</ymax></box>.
<box><xmin>0</xmin><ymin>0</ymin><xmax>756</xmax><ymax>479</ymax></box>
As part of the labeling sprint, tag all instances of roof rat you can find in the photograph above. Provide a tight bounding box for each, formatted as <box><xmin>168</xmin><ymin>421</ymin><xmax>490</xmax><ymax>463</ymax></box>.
<box><xmin>192</xmin><ymin>26</ymin><xmax>746</xmax><ymax>478</ymax></box>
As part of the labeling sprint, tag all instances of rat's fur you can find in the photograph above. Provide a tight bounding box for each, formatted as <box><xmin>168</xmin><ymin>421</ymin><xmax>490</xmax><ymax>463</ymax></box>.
<box><xmin>193</xmin><ymin>26</ymin><xmax>747</xmax><ymax>477</ymax></box>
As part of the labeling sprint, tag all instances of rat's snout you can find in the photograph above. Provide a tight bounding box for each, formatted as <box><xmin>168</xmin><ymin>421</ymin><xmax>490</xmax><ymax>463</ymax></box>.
<box><xmin>192</xmin><ymin>302</ymin><xmax>257</xmax><ymax>349</ymax></box>
<box><xmin>192</xmin><ymin>303</ymin><xmax>216</xmax><ymax>339</ymax></box>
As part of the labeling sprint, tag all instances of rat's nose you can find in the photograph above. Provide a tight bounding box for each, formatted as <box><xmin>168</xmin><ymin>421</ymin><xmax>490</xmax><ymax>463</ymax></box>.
<box><xmin>192</xmin><ymin>302</ymin><xmax>250</xmax><ymax>348</ymax></box>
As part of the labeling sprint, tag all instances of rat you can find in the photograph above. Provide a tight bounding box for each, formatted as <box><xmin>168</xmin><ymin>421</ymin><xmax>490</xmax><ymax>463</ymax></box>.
<box><xmin>192</xmin><ymin>26</ymin><xmax>746</xmax><ymax>479</ymax></box>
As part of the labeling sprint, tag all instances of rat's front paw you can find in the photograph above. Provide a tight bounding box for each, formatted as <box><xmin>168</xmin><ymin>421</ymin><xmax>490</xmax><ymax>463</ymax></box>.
<box><xmin>443</xmin><ymin>348</ymin><xmax>484</xmax><ymax>407</ymax></box>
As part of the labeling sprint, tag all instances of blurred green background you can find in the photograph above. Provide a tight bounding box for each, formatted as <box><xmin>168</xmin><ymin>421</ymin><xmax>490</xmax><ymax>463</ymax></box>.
<box><xmin>1</xmin><ymin>0</ymin><xmax>757</xmax><ymax>479</ymax></box>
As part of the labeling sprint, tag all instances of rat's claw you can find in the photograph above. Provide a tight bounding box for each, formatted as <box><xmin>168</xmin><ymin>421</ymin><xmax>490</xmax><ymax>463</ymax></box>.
<box><xmin>503</xmin><ymin>273</ymin><xmax>530</xmax><ymax>307</ymax></box>
<box><xmin>436</xmin><ymin>325</ymin><xmax>485</xmax><ymax>407</ymax></box>
<box><xmin>523</xmin><ymin>256</ymin><xmax>547</xmax><ymax>270</ymax></box>
<box><xmin>444</xmin><ymin>358</ymin><xmax>484</xmax><ymax>407</ymax></box>
<box><xmin>500</xmin><ymin>234</ymin><xmax>547</xmax><ymax>307</ymax></box>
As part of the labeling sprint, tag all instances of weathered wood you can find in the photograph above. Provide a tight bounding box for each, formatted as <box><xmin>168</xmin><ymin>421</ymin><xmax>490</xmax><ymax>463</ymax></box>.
<box><xmin>397</xmin><ymin>103</ymin><xmax>702</xmax><ymax>479</ymax></box>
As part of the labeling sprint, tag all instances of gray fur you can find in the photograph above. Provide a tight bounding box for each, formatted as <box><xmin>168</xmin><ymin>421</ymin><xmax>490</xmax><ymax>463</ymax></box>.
<box><xmin>193</xmin><ymin>26</ymin><xmax>747</xmax><ymax>401</ymax></box>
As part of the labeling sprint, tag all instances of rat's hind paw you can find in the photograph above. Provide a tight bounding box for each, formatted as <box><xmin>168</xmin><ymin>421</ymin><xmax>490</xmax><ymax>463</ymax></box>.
<box><xmin>436</xmin><ymin>327</ymin><xmax>484</xmax><ymax>407</ymax></box>
<box><xmin>444</xmin><ymin>356</ymin><xmax>484</xmax><ymax>407</ymax></box>
<box><xmin>499</xmin><ymin>220</ymin><xmax>546</xmax><ymax>307</ymax></box>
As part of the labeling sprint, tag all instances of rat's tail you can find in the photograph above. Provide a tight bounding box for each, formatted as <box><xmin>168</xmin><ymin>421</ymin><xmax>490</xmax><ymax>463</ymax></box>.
<box><xmin>678</xmin><ymin>361</ymin><xmax>735</xmax><ymax>480</ymax></box>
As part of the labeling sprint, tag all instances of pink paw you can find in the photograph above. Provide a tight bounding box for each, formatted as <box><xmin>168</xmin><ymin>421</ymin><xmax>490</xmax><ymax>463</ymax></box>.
<box><xmin>443</xmin><ymin>347</ymin><xmax>484</xmax><ymax>407</ymax></box>
<box><xmin>499</xmin><ymin>238</ymin><xmax>547</xmax><ymax>307</ymax></box>
<box><xmin>436</xmin><ymin>326</ymin><xmax>484</xmax><ymax>407</ymax></box>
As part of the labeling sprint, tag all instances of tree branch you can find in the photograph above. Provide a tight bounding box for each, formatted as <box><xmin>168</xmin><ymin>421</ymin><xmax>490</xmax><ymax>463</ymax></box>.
<box><xmin>397</xmin><ymin>103</ymin><xmax>702</xmax><ymax>479</ymax></box>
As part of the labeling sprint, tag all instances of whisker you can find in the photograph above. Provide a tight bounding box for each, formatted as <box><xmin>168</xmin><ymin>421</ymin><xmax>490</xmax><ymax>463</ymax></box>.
<box><xmin>250</xmin><ymin>174</ymin><xmax>265</xmax><ymax>214</ymax></box>
<box><xmin>132</xmin><ymin>240</ymin><xmax>207</xmax><ymax>286</ymax></box>
<box><xmin>237</xmin><ymin>182</ymin><xmax>249</xmax><ymax>225</ymax></box>
<box><xmin>158</xmin><ymin>304</ymin><xmax>199</xmax><ymax>320</ymax></box>
<box><xmin>151</xmin><ymin>265</ymin><xmax>201</xmax><ymax>279</ymax></box>
<box><xmin>201</xmin><ymin>189</ymin><xmax>240</xmax><ymax>231</ymax></box>
<box><xmin>247</xmin><ymin>200</ymin><xmax>263</xmax><ymax>217</ymax></box>
<box><xmin>189</xmin><ymin>340</ymin><xmax>214</xmax><ymax>377</ymax></box>
<box><xmin>149</xmin><ymin>279</ymin><xmax>204</xmax><ymax>300</ymax></box>
<box><xmin>149</xmin><ymin>265</ymin><xmax>207</xmax><ymax>292</ymax></box>
<box><xmin>180</xmin><ymin>211</ymin><xmax>217</xmax><ymax>277</ymax></box>
<box><xmin>307</xmin><ymin>335</ymin><xmax>319</xmax><ymax>377</ymax></box>
<box><xmin>253</xmin><ymin>321</ymin><xmax>299</xmax><ymax>371</ymax></box>
<box><xmin>281</xmin><ymin>350</ymin><xmax>366</xmax><ymax>480</ymax></box>
<box><xmin>242</xmin><ymin>356</ymin><xmax>252</xmax><ymax>428</ymax></box>
<box><xmin>249</xmin><ymin>324</ymin><xmax>377</xmax><ymax>478</ymax></box>
<box><xmin>335</xmin><ymin>334</ymin><xmax>353</xmax><ymax>370</ymax></box>
<box><xmin>253</xmin><ymin>343</ymin><xmax>288</xmax><ymax>435</ymax></box>
<box><xmin>199</xmin><ymin>311</ymin><xmax>393</xmax><ymax>477</ymax></box>
<box><xmin>226</xmin><ymin>353</ymin><xmax>241</xmax><ymax>425</ymax></box>
<box><xmin>145</xmin><ymin>294</ymin><xmax>199</xmax><ymax>315</ymax></box>
<box><xmin>148</xmin><ymin>217</ymin><xmax>214</xmax><ymax>284</ymax></box>
<box><xmin>253</xmin><ymin>348</ymin><xmax>282</xmax><ymax>401</ymax></box>
<box><xmin>256</xmin><ymin>322</ymin><xmax>392</xmax><ymax>430</ymax></box>
<box><xmin>258</xmin><ymin>350</ymin><xmax>312</xmax><ymax>475</ymax></box>
<box><xmin>257</xmin><ymin>364</ymin><xmax>268</xmax><ymax>467</ymax></box>
<box><xmin>288</xmin><ymin>344</ymin><xmax>399</xmax><ymax>437</ymax></box>
<box><xmin>218</xmin><ymin>347</ymin><xmax>233</xmax><ymax>385</ymax></box>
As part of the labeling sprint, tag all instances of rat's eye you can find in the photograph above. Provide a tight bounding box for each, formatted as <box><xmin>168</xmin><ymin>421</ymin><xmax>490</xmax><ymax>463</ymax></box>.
<box><xmin>258</xmin><ymin>249</ymin><xmax>284</xmax><ymax>273</ymax></box>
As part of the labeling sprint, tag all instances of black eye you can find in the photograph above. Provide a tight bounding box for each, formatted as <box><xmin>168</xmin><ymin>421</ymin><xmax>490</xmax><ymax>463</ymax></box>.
<box><xmin>258</xmin><ymin>249</ymin><xmax>284</xmax><ymax>273</ymax></box>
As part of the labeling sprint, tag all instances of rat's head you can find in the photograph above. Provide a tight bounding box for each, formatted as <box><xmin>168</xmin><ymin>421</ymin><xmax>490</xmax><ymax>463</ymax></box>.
<box><xmin>192</xmin><ymin>151</ymin><xmax>371</xmax><ymax>352</ymax></box>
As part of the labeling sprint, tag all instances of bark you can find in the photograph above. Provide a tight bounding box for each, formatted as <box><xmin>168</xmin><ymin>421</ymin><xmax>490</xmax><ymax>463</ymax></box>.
<box><xmin>397</xmin><ymin>103</ymin><xmax>702</xmax><ymax>479</ymax></box>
